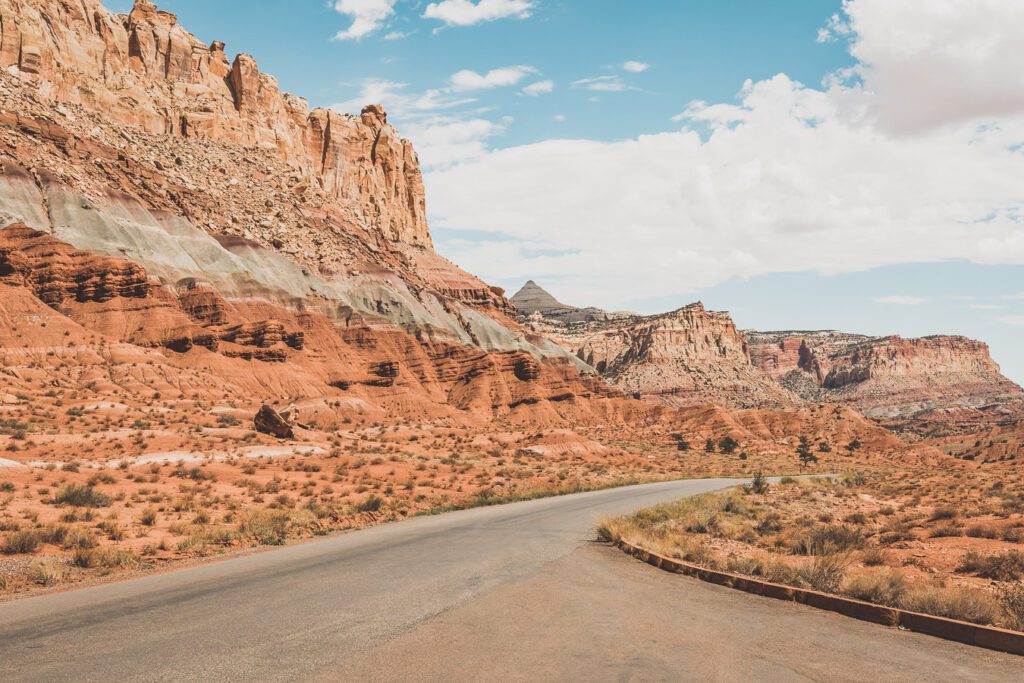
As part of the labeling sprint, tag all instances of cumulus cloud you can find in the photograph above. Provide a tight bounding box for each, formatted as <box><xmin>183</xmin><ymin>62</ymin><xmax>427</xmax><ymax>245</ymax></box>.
<box><xmin>875</xmin><ymin>295</ymin><xmax>927</xmax><ymax>306</ymax></box>
<box><xmin>450</xmin><ymin>66</ymin><xmax>538</xmax><ymax>91</ymax></box>
<box><xmin>331</xmin><ymin>79</ymin><xmax>475</xmax><ymax>118</ymax></box>
<box><xmin>427</xmin><ymin>59</ymin><xmax>1024</xmax><ymax>306</ymax></box>
<box><xmin>572</xmin><ymin>75</ymin><xmax>630</xmax><ymax>92</ymax></box>
<box><xmin>521</xmin><ymin>80</ymin><xmax>554</xmax><ymax>96</ymax></box>
<box><xmin>402</xmin><ymin>117</ymin><xmax>505</xmax><ymax>168</ymax></box>
<box><xmin>332</xmin><ymin>0</ymin><xmax>397</xmax><ymax>41</ymax></box>
<box><xmin>622</xmin><ymin>61</ymin><xmax>650</xmax><ymax>73</ymax></box>
<box><xmin>424</xmin><ymin>0</ymin><xmax>534</xmax><ymax>27</ymax></box>
<box><xmin>822</xmin><ymin>0</ymin><xmax>1024</xmax><ymax>133</ymax></box>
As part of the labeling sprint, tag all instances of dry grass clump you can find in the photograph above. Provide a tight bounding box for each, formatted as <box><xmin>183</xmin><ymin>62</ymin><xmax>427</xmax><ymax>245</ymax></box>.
<box><xmin>29</xmin><ymin>557</ymin><xmax>67</xmax><ymax>586</ymax></box>
<box><xmin>783</xmin><ymin>525</ymin><xmax>865</xmax><ymax>556</ymax></box>
<box><xmin>72</xmin><ymin>547</ymin><xmax>139</xmax><ymax>570</ymax></box>
<box><xmin>50</xmin><ymin>484</ymin><xmax>111</xmax><ymax>508</ymax></box>
<box><xmin>842</xmin><ymin>571</ymin><xmax>906</xmax><ymax>606</ymax></box>
<box><xmin>956</xmin><ymin>550</ymin><xmax>1024</xmax><ymax>581</ymax></box>
<box><xmin>237</xmin><ymin>508</ymin><xmax>316</xmax><ymax>546</ymax></box>
<box><xmin>1002</xmin><ymin>584</ymin><xmax>1024</xmax><ymax>631</ymax></box>
<box><xmin>898</xmin><ymin>583</ymin><xmax>1001</xmax><ymax>625</ymax></box>
<box><xmin>2</xmin><ymin>528</ymin><xmax>42</xmax><ymax>554</ymax></box>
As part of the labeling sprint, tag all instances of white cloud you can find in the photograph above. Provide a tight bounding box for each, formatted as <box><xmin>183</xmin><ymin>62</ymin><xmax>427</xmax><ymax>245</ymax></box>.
<box><xmin>450</xmin><ymin>65</ymin><xmax>538</xmax><ymax>91</ymax></box>
<box><xmin>384</xmin><ymin>30</ymin><xmax>412</xmax><ymax>40</ymax></box>
<box><xmin>423</xmin><ymin>0</ymin><xmax>534</xmax><ymax>27</ymax></box>
<box><xmin>622</xmin><ymin>61</ymin><xmax>650</xmax><ymax>73</ymax></box>
<box><xmin>875</xmin><ymin>295</ymin><xmax>927</xmax><ymax>306</ymax></box>
<box><xmin>331</xmin><ymin>79</ymin><xmax>475</xmax><ymax>117</ymax></box>
<box><xmin>521</xmin><ymin>80</ymin><xmax>554</xmax><ymax>96</ymax></box>
<box><xmin>999</xmin><ymin>316</ymin><xmax>1024</xmax><ymax>327</ymax></box>
<box><xmin>970</xmin><ymin>303</ymin><xmax>1006</xmax><ymax>310</ymax></box>
<box><xmin>572</xmin><ymin>75</ymin><xmax>630</xmax><ymax>92</ymax></box>
<box><xmin>426</xmin><ymin>62</ymin><xmax>1024</xmax><ymax>306</ymax></box>
<box><xmin>1004</xmin><ymin>292</ymin><xmax>1024</xmax><ymax>300</ymax></box>
<box><xmin>403</xmin><ymin>117</ymin><xmax>505</xmax><ymax>169</ymax></box>
<box><xmin>332</xmin><ymin>0</ymin><xmax>397</xmax><ymax>41</ymax></box>
<box><xmin>823</xmin><ymin>0</ymin><xmax>1024</xmax><ymax>133</ymax></box>
<box><xmin>553</xmin><ymin>114</ymin><xmax>566</xmax><ymax>123</ymax></box>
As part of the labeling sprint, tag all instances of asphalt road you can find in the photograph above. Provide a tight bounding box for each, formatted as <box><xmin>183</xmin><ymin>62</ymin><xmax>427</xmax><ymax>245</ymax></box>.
<box><xmin>0</xmin><ymin>478</ymin><xmax>1019</xmax><ymax>682</ymax></box>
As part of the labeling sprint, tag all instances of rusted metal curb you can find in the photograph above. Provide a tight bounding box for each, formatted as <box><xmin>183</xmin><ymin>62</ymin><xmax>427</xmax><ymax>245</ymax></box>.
<box><xmin>615</xmin><ymin>539</ymin><xmax>1024</xmax><ymax>657</ymax></box>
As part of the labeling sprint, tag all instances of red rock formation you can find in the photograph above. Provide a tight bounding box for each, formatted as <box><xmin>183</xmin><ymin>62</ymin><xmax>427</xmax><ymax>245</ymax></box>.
<box><xmin>747</xmin><ymin>331</ymin><xmax>1024</xmax><ymax>434</ymax></box>
<box><xmin>531</xmin><ymin>302</ymin><xmax>801</xmax><ymax>410</ymax></box>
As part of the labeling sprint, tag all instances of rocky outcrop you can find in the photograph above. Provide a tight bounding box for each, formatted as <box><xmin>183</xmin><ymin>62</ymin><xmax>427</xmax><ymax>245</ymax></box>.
<box><xmin>0</xmin><ymin>0</ymin><xmax>429</xmax><ymax>248</ymax></box>
<box><xmin>510</xmin><ymin>280</ymin><xmax>618</xmax><ymax>324</ymax></box>
<box><xmin>529</xmin><ymin>301</ymin><xmax>801</xmax><ymax>410</ymax></box>
<box><xmin>254</xmin><ymin>404</ymin><xmax>293</xmax><ymax>439</ymax></box>
<box><xmin>747</xmin><ymin>331</ymin><xmax>1024</xmax><ymax>434</ymax></box>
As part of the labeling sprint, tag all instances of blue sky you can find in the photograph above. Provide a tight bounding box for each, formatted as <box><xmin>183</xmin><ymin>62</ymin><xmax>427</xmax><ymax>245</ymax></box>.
<box><xmin>108</xmin><ymin>1</ymin><xmax>1023</xmax><ymax>383</ymax></box>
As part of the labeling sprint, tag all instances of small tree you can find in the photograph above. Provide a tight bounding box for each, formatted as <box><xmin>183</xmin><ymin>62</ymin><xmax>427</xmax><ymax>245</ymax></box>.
<box><xmin>746</xmin><ymin>470</ymin><xmax>769</xmax><ymax>494</ymax></box>
<box><xmin>797</xmin><ymin>435</ymin><xmax>818</xmax><ymax>472</ymax></box>
<box><xmin>818</xmin><ymin>441</ymin><xmax>832</xmax><ymax>453</ymax></box>
<box><xmin>705</xmin><ymin>438</ymin><xmax>716</xmax><ymax>453</ymax></box>
<box><xmin>676</xmin><ymin>440</ymin><xmax>691</xmax><ymax>452</ymax></box>
<box><xmin>845</xmin><ymin>438</ymin><xmax>862</xmax><ymax>455</ymax></box>
<box><xmin>718</xmin><ymin>436</ymin><xmax>739</xmax><ymax>455</ymax></box>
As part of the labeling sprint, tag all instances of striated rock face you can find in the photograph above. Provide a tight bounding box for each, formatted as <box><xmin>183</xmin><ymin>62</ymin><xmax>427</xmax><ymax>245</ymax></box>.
<box><xmin>528</xmin><ymin>300</ymin><xmax>801</xmax><ymax>410</ymax></box>
<box><xmin>0</xmin><ymin>0</ymin><xmax>429</xmax><ymax>247</ymax></box>
<box><xmin>747</xmin><ymin>331</ymin><xmax>1024</xmax><ymax>434</ymax></box>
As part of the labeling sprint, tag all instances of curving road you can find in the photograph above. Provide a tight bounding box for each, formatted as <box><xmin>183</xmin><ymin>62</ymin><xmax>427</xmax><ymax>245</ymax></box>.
<box><xmin>0</xmin><ymin>478</ymin><xmax>1019</xmax><ymax>682</ymax></box>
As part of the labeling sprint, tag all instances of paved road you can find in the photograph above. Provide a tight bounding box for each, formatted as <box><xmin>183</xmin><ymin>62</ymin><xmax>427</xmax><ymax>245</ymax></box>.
<box><xmin>0</xmin><ymin>478</ymin><xmax>1019</xmax><ymax>682</ymax></box>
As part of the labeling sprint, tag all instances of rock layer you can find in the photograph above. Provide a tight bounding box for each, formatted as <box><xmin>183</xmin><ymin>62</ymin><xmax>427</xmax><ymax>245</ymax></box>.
<box><xmin>525</xmin><ymin>298</ymin><xmax>802</xmax><ymax>410</ymax></box>
<box><xmin>747</xmin><ymin>331</ymin><xmax>1024</xmax><ymax>434</ymax></box>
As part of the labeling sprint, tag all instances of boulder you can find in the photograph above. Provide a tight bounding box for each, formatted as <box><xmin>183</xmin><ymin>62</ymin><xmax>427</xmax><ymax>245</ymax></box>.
<box><xmin>254</xmin><ymin>404</ymin><xmax>293</xmax><ymax>439</ymax></box>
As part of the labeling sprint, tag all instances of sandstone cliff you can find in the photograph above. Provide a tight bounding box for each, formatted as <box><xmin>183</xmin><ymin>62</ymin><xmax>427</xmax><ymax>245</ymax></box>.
<box><xmin>748</xmin><ymin>331</ymin><xmax>1024</xmax><ymax>435</ymax></box>
<box><xmin>524</xmin><ymin>296</ymin><xmax>802</xmax><ymax>410</ymax></box>
<box><xmin>0</xmin><ymin>0</ymin><xmax>527</xmax><ymax>347</ymax></box>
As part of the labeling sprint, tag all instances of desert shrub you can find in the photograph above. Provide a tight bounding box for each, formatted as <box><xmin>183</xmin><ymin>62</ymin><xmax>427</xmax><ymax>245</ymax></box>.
<box><xmin>746</xmin><ymin>471</ymin><xmax>769</xmax><ymax>495</ymax></box>
<box><xmin>60</xmin><ymin>526</ymin><xmax>97</xmax><ymax>550</ymax></box>
<box><xmin>779</xmin><ymin>477</ymin><xmax>796</xmax><ymax>485</ymax></box>
<box><xmin>861</xmin><ymin>546</ymin><xmax>890</xmax><ymax>567</ymax></box>
<box><xmin>1001</xmin><ymin>583</ymin><xmax>1024</xmax><ymax>631</ymax></box>
<box><xmin>73</xmin><ymin>547</ymin><xmax>139</xmax><ymax>569</ymax></box>
<box><xmin>843</xmin><ymin>571</ymin><xmax>907</xmax><ymax>606</ymax></box>
<box><xmin>957</xmin><ymin>550</ymin><xmax>1024</xmax><ymax>581</ymax></box>
<box><xmin>0</xmin><ymin>573</ymin><xmax>7</xmax><ymax>590</ymax></box>
<box><xmin>39</xmin><ymin>524</ymin><xmax>71</xmax><ymax>546</ymax></box>
<box><xmin>725</xmin><ymin>555</ymin><xmax>764</xmax><ymax>576</ymax></box>
<box><xmin>929</xmin><ymin>506</ymin><xmax>958</xmax><ymax>521</ymax></box>
<box><xmin>929</xmin><ymin>523</ymin><xmax>963</xmax><ymax>538</ymax></box>
<box><xmin>965</xmin><ymin>524</ymin><xmax>999</xmax><ymax>539</ymax></box>
<box><xmin>98</xmin><ymin>519</ymin><xmax>125</xmax><ymax>541</ymax></box>
<box><xmin>787</xmin><ymin>525</ymin><xmax>865</xmax><ymax>556</ymax></box>
<box><xmin>355</xmin><ymin>495</ymin><xmax>384</xmax><ymax>513</ymax></box>
<box><xmin>29</xmin><ymin>558</ymin><xmax>67</xmax><ymax>586</ymax></box>
<box><xmin>899</xmin><ymin>584</ymin><xmax>1000</xmax><ymax>625</ymax></box>
<box><xmin>237</xmin><ymin>508</ymin><xmax>315</xmax><ymax>545</ymax></box>
<box><xmin>762</xmin><ymin>560</ymin><xmax>801</xmax><ymax>586</ymax></box>
<box><xmin>51</xmin><ymin>484</ymin><xmax>111</xmax><ymax>508</ymax></box>
<box><xmin>844</xmin><ymin>512</ymin><xmax>868</xmax><ymax>525</ymax></box>
<box><xmin>2</xmin><ymin>528</ymin><xmax>42</xmax><ymax>554</ymax></box>
<box><xmin>796</xmin><ymin>555</ymin><xmax>848</xmax><ymax>593</ymax></box>
<box><xmin>1002</xmin><ymin>526</ymin><xmax>1024</xmax><ymax>544</ymax></box>
<box><xmin>139</xmin><ymin>508</ymin><xmax>158</xmax><ymax>526</ymax></box>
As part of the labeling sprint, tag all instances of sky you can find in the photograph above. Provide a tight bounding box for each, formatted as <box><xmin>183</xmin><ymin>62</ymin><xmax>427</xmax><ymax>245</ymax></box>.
<box><xmin>108</xmin><ymin>1</ymin><xmax>1023</xmax><ymax>383</ymax></box>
